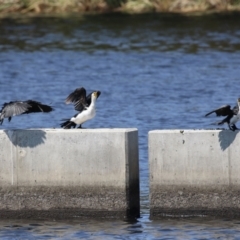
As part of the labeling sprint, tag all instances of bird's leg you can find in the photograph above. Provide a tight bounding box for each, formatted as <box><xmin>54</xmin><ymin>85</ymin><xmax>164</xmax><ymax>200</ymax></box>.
<box><xmin>77</xmin><ymin>124</ymin><xmax>82</xmax><ymax>129</ymax></box>
<box><xmin>228</xmin><ymin>123</ymin><xmax>234</xmax><ymax>131</ymax></box>
<box><xmin>230</xmin><ymin>124</ymin><xmax>238</xmax><ymax>131</ymax></box>
<box><xmin>228</xmin><ymin>123</ymin><xmax>237</xmax><ymax>131</ymax></box>
<box><xmin>8</xmin><ymin>117</ymin><xmax>11</xmax><ymax>122</ymax></box>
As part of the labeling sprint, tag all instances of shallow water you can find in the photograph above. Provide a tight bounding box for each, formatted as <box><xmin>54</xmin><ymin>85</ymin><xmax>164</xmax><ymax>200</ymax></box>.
<box><xmin>1</xmin><ymin>12</ymin><xmax>240</xmax><ymax>239</ymax></box>
<box><xmin>1</xmin><ymin>216</ymin><xmax>240</xmax><ymax>239</ymax></box>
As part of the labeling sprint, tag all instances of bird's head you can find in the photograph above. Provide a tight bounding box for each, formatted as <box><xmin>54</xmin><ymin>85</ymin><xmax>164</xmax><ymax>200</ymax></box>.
<box><xmin>92</xmin><ymin>91</ymin><xmax>101</xmax><ymax>99</ymax></box>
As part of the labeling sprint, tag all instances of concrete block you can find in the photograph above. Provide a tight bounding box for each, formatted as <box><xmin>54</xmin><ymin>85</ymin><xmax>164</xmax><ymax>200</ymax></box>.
<box><xmin>149</xmin><ymin>129</ymin><xmax>240</xmax><ymax>218</ymax></box>
<box><xmin>0</xmin><ymin>131</ymin><xmax>14</xmax><ymax>186</ymax></box>
<box><xmin>0</xmin><ymin>128</ymin><xmax>139</xmax><ymax>219</ymax></box>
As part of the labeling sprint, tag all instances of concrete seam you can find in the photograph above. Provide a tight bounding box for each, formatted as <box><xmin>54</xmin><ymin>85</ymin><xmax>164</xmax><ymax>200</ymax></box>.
<box><xmin>124</xmin><ymin>131</ymin><xmax>130</xmax><ymax>206</ymax></box>
<box><xmin>148</xmin><ymin>132</ymin><xmax>153</xmax><ymax>203</ymax></box>
<box><xmin>11</xmin><ymin>131</ymin><xmax>13</xmax><ymax>185</ymax></box>
<box><xmin>9</xmin><ymin>130</ymin><xmax>15</xmax><ymax>186</ymax></box>
<box><xmin>228</xmin><ymin>137</ymin><xmax>231</xmax><ymax>186</ymax></box>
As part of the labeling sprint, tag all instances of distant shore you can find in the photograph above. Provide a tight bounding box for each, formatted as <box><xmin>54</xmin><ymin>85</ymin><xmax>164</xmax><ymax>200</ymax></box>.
<box><xmin>0</xmin><ymin>0</ymin><xmax>240</xmax><ymax>17</ymax></box>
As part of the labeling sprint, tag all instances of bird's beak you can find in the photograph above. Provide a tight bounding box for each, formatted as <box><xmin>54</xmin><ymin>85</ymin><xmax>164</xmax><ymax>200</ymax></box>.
<box><xmin>96</xmin><ymin>91</ymin><xmax>101</xmax><ymax>98</ymax></box>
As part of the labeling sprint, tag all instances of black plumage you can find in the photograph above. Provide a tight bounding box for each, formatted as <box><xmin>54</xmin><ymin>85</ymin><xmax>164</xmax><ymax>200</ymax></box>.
<box><xmin>205</xmin><ymin>98</ymin><xmax>240</xmax><ymax>131</ymax></box>
<box><xmin>60</xmin><ymin>116</ymin><xmax>77</xmax><ymax>129</ymax></box>
<box><xmin>0</xmin><ymin>100</ymin><xmax>53</xmax><ymax>125</ymax></box>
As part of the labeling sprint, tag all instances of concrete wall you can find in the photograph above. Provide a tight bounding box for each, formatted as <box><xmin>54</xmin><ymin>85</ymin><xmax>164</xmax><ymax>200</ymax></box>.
<box><xmin>149</xmin><ymin>129</ymin><xmax>240</xmax><ymax>218</ymax></box>
<box><xmin>0</xmin><ymin>128</ymin><xmax>140</xmax><ymax>219</ymax></box>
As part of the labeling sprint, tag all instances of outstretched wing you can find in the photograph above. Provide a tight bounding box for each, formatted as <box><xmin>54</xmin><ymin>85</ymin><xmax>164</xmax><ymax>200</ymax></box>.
<box><xmin>1</xmin><ymin>101</ymin><xmax>31</xmax><ymax>118</ymax></box>
<box><xmin>65</xmin><ymin>87</ymin><xmax>88</xmax><ymax>112</ymax></box>
<box><xmin>24</xmin><ymin>100</ymin><xmax>53</xmax><ymax>113</ymax></box>
<box><xmin>65</xmin><ymin>87</ymin><xmax>87</xmax><ymax>104</ymax></box>
<box><xmin>0</xmin><ymin>100</ymin><xmax>53</xmax><ymax>125</ymax></box>
<box><xmin>74</xmin><ymin>90</ymin><xmax>101</xmax><ymax>112</ymax></box>
<box><xmin>205</xmin><ymin>105</ymin><xmax>232</xmax><ymax>117</ymax></box>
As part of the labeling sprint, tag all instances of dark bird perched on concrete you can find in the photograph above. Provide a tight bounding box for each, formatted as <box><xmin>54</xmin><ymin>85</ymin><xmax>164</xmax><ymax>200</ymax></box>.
<box><xmin>60</xmin><ymin>87</ymin><xmax>101</xmax><ymax>129</ymax></box>
<box><xmin>0</xmin><ymin>100</ymin><xmax>53</xmax><ymax>125</ymax></box>
<box><xmin>205</xmin><ymin>98</ymin><xmax>240</xmax><ymax>131</ymax></box>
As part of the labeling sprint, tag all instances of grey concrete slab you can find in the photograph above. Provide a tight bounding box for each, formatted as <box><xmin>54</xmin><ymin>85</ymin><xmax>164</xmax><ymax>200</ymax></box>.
<box><xmin>0</xmin><ymin>128</ymin><xmax>140</xmax><ymax>219</ymax></box>
<box><xmin>149</xmin><ymin>129</ymin><xmax>240</xmax><ymax>218</ymax></box>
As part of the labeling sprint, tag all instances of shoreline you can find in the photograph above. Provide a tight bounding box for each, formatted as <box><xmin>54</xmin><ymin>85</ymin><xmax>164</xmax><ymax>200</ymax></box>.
<box><xmin>0</xmin><ymin>0</ymin><xmax>240</xmax><ymax>18</ymax></box>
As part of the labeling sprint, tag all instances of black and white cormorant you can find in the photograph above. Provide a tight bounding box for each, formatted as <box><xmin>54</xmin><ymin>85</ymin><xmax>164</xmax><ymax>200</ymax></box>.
<box><xmin>0</xmin><ymin>100</ymin><xmax>53</xmax><ymax>125</ymax></box>
<box><xmin>60</xmin><ymin>87</ymin><xmax>101</xmax><ymax>129</ymax></box>
<box><xmin>205</xmin><ymin>98</ymin><xmax>240</xmax><ymax>131</ymax></box>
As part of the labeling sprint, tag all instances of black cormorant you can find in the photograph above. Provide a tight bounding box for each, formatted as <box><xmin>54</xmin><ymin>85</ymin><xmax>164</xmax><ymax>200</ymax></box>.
<box><xmin>0</xmin><ymin>100</ymin><xmax>53</xmax><ymax>125</ymax></box>
<box><xmin>205</xmin><ymin>98</ymin><xmax>240</xmax><ymax>131</ymax></box>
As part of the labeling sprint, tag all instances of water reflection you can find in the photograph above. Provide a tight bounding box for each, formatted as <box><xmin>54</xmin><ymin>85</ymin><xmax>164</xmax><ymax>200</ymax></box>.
<box><xmin>1</xmin><ymin>13</ymin><xmax>240</xmax><ymax>52</ymax></box>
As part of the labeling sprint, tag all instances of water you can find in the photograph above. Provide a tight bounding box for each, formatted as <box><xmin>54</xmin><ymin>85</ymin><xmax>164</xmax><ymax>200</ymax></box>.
<box><xmin>1</xmin><ymin>217</ymin><xmax>240</xmax><ymax>239</ymax></box>
<box><xmin>1</xmin><ymin>12</ymin><xmax>240</xmax><ymax>239</ymax></box>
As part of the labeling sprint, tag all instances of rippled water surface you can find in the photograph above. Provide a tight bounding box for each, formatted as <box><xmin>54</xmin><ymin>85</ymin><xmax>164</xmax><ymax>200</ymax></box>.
<box><xmin>1</xmin><ymin>12</ymin><xmax>240</xmax><ymax>239</ymax></box>
<box><xmin>2</xmin><ymin>217</ymin><xmax>240</xmax><ymax>239</ymax></box>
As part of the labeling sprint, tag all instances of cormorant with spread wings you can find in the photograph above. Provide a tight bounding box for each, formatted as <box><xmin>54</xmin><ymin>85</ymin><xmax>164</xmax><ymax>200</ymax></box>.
<box><xmin>60</xmin><ymin>87</ymin><xmax>101</xmax><ymax>129</ymax></box>
<box><xmin>205</xmin><ymin>98</ymin><xmax>240</xmax><ymax>131</ymax></box>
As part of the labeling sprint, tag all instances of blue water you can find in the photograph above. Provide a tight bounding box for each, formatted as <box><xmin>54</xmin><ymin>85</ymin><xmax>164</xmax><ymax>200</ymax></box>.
<box><xmin>1</xmin><ymin>13</ymin><xmax>240</xmax><ymax>239</ymax></box>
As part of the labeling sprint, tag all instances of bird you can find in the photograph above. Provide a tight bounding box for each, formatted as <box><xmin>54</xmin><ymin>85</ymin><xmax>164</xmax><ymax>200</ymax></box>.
<box><xmin>60</xmin><ymin>87</ymin><xmax>101</xmax><ymax>129</ymax></box>
<box><xmin>0</xmin><ymin>100</ymin><xmax>54</xmax><ymax>125</ymax></box>
<box><xmin>205</xmin><ymin>98</ymin><xmax>240</xmax><ymax>131</ymax></box>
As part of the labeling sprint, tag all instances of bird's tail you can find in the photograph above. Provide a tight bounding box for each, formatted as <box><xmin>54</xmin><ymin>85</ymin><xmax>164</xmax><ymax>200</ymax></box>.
<box><xmin>60</xmin><ymin>119</ymin><xmax>77</xmax><ymax>129</ymax></box>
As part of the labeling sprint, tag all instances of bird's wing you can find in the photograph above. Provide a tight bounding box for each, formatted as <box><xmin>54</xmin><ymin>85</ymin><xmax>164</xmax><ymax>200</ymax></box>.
<box><xmin>24</xmin><ymin>100</ymin><xmax>53</xmax><ymax>113</ymax></box>
<box><xmin>86</xmin><ymin>92</ymin><xmax>93</xmax><ymax>106</ymax></box>
<box><xmin>1</xmin><ymin>101</ymin><xmax>31</xmax><ymax>118</ymax></box>
<box><xmin>65</xmin><ymin>87</ymin><xmax>88</xmax><ymax>112</ymax></box>
<box><xmin>65</xmin><ymin>87</ymin><xmax>87</xmax><ymax>104</ymax></box>
<box><xmin>205</xmin><ymin>105</ymin><xmax>232</xmax><ymax>117</ymax></box>
<box><xmin>73</xmin><ymin>90</ymin><xmax>101</xmax><ymax>112</ymax></box>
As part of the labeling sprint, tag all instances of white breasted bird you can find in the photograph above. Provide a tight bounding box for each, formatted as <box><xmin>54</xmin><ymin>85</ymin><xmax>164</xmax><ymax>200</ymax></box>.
<box><xmin>60</xmin><ymin>87</ymin><xmax>101</xmax><ymax>129</ymax></box>
<box><xmin>205</xmin><ymin>98</ymin><xmax>240</xmax><ymax>131</ymax></box>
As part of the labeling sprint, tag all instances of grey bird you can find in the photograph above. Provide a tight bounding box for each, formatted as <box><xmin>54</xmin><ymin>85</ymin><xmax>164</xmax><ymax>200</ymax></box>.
<box><xmin>0</xmin><ymin>100</ymin><xmax>53</xmax><ymax>125</ymax></box>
